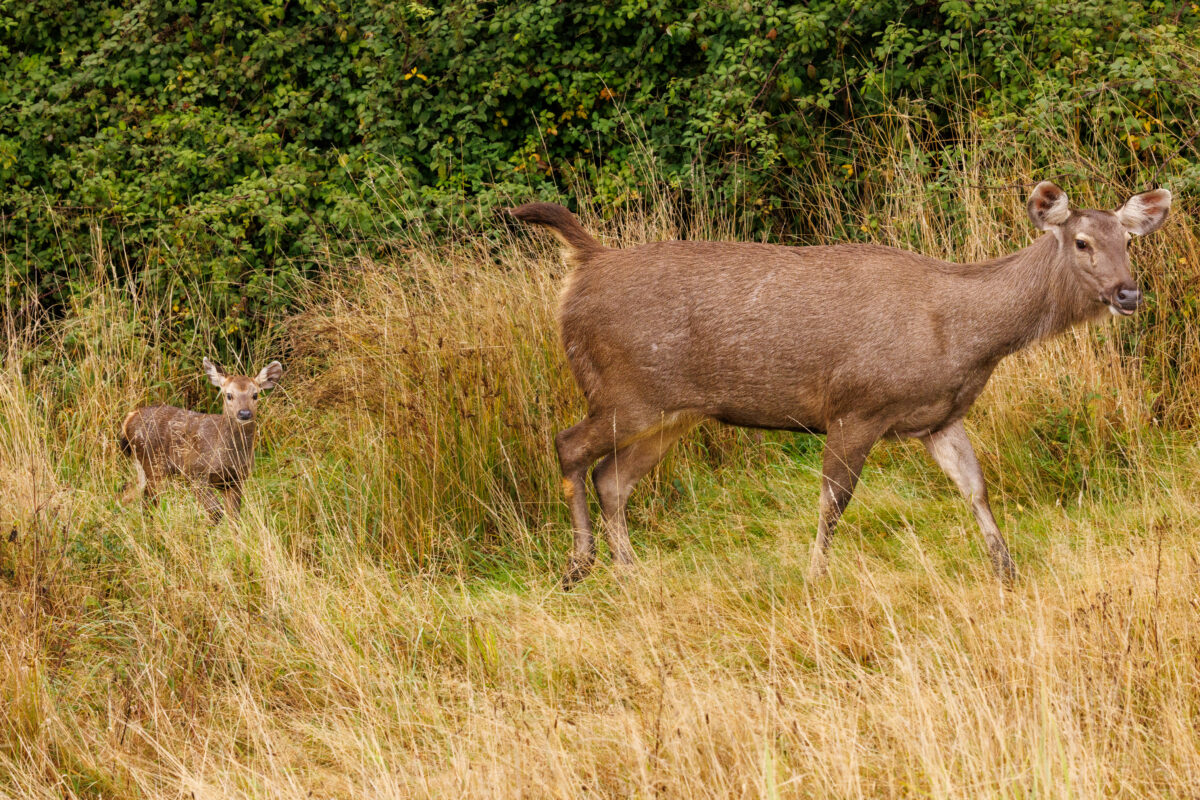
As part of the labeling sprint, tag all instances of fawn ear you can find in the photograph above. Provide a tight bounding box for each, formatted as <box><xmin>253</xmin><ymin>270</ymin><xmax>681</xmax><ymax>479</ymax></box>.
<box><xmin>255</xmin><ymin>361</ymin><xmax>284</xmax><ymax>390</ymax></box>
<box><xmin>203</xmin><ymin>358</ymin><xmax>227</xmax><ymax>389</ymax></box>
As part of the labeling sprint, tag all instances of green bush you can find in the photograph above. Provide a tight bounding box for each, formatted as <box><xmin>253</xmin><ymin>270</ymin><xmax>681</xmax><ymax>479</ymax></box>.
<box><xmin>2</xmin><ymin>0</ymin><xmax>1198</xmax><ymax>348</ymax></box>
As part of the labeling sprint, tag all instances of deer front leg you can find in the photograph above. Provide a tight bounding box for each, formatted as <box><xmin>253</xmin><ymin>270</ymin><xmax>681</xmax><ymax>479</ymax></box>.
<box><xmin>198</xmin><ymin>485</ymin><xmax>225</xmax><ymax>524</ymax></box>
<box><xmin>921</xmin><ymin>419</ymin><xmax>1016</xmax><ymax>583</ymax></box>
<box><xmin>222</xmin><ymin>484</ymin><xmax>243</xmax><ymax>519</ymax></box>
<box><xmin>809</xmin><ymin>419</ymin><xmax>881</xmax><ymax>580</ymax></box>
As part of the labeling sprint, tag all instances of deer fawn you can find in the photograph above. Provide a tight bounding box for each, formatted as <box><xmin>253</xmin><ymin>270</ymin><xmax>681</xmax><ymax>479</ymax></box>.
<box><xmin>509</xmin><ymin>182</ymin><xmax>1172</xmax><ymax>588</ymax></box>
<box><xmin>120</xmin><ymin>359</ymin><xmax>284</xmax><ymax>521</ymax></box>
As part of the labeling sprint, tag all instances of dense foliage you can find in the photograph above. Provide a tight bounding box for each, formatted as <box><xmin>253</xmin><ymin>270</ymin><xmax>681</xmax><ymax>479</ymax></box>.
<box><xmin>2</xmin><ymin>0</ymin><xmax>1199</xmax><ymax>341</ymax></box>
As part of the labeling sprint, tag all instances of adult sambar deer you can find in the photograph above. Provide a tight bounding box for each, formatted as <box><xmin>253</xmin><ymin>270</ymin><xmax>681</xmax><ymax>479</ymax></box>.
<box><xmin>510</xmin><ymin>182</ymin><xmax>1171</xmax><ymax>588</ymax></box>
<box><xmin>120</xmin><ymin>359</ymin><xmax>284</xmax><ymax>521</ymax></box>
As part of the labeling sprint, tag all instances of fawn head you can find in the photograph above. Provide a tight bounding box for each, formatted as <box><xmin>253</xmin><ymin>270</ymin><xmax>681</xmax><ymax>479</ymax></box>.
<box><xmin>203</xmin><ymin>358</ymin><xmax>284</xmax><ymax>424</ymax></box>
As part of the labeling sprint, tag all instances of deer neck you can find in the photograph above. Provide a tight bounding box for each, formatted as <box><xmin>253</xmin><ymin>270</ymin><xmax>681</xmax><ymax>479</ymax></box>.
<box><xmin>967</xmin><ymin>233</ymin><xmax>1099</xmax><ymax>357</ymax></box>
<box><xmin>218</xmin><ymin>416</ymin><xmax>257</xmax><ymax>463</ymax></box>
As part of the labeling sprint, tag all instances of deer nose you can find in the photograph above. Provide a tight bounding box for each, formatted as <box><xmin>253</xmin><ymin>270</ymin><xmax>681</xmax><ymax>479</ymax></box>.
<box><xmin>237</xmin><ymin>409</ymin><xmax>253</xmax><ymax>421</ymax></box>
<box><xmin>1115</xmin><ymin>286</ymin><xmax>1142</xmax><ymax>309</ymax></box>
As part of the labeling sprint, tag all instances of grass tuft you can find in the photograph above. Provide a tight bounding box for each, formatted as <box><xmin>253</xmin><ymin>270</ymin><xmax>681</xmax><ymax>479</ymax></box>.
<box><xmin>2</xmin><ymin>110</ymin><xmax>1199</xmax><ymax>797</ymax></box>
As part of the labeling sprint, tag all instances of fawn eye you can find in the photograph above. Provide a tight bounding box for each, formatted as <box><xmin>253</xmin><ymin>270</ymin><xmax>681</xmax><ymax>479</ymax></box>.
<box><xmin>1075</xmin><ymin>239</ymin><xmax>1088</xmax><ymax>250</ymax></box>
<box><xmin>252</xmin><ymin>393</ymin><xmax>258</xmax><ymax>400</ymax></box>
<box><xmin>226</xmin><ymin>393</ymin><xmax>233</xmax><ymax>400</ymax></box>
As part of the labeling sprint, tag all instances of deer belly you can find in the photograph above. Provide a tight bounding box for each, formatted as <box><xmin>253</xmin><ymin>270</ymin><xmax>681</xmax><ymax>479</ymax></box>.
<box><xmin>885</xmin><ymin>381</ymin><xmax>987</xmax><ymax>439</ymax></box>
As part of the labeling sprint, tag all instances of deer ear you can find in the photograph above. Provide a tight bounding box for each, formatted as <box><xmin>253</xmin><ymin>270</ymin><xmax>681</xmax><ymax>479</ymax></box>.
<box><xmin>203</xmin><ymin>358</ymin><xmax>227</xmax><ymax>389</ymax></box>
<box><xmin>1116</xmin><ymin>188</ymin><xmax>1171</xmax><ymax>235</ymax></box>
<box><xmin>255</xmin><ymin>361</ymin><xmax>284</xmax><ymax>390</ymax></box>
<box><xmin>1027</xmin><ymin>181</ymin><xmax>1071</xmax><ymax>231</ymax></box>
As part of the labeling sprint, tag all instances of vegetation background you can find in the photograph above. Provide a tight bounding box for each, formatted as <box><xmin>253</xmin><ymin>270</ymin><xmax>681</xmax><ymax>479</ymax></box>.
<box><xmin>3</xmin><ymin>1</ymin><xmax>1200</xmax><ymax>797</ymax></box>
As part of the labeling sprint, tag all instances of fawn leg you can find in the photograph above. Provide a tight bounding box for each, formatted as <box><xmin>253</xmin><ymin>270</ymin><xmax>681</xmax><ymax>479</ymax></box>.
<box><xmin>222</xmin><ymin>484</ymin><xmax>243</xmax><ymax>519</ymax></box>
<box><xmin>198</xmin><ymin>485</ymin><xmax>225</xmax><ymax>524</ymax></box>
<box><xmin>120</xmin><ymin>459</ymin><xmax>148</xmax><ymax>505</ymax></box>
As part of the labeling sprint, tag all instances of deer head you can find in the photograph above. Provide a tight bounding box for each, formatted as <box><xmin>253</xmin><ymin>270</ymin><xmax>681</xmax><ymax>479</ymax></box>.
<box><xmin>1027</xmin><ymin>181</ymin><xmax>1171</xmax><ymax>317</ymax></box>
<box><xmin>203</xmin><ymin>358</ymin><xmax>284</xmax><ymax>424</ymax></box>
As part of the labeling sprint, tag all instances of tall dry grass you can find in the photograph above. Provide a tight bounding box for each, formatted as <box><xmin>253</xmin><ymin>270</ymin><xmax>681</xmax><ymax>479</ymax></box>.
<box><xmin>1</xmin><ymin>110</ymin><xmax>1199</xmax><ymax>798</ymax></box>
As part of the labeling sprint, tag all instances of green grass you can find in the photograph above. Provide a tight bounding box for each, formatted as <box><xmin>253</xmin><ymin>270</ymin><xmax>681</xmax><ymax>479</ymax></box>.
<box><xmin>3</xmin><ymin>130</ymin><xmax>1200</xmax><ymax>797</ymax></box>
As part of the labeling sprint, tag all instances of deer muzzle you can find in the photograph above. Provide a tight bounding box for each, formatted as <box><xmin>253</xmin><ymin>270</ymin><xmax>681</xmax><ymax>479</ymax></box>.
<box><xmin>1106</xmin><ymin>284</ymin><xmax>1142</xmax><ymax>316</ymax></box>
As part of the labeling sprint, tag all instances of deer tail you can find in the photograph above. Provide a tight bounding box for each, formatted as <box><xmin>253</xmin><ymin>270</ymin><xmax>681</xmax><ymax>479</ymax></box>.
<box><xmin>508</xmin><ymin>202</ymin><xmax>604</xmax><ymax>260</ymax></box>
<box><xmin>119</xmin><ymin>411</ymin><xmax>137</xmax><ymax>457</ymax></box>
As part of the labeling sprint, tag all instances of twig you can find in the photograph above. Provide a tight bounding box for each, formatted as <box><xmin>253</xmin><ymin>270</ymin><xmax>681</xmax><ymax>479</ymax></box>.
<box><xmin>956</xmin><ymin>175</ymin><xmax>1075</xmax><ymax>194</ymax></box>
<box><xmin>1152</xmin><ymin>515</ymin><xmax>1164</xmax><ymax>657</ymax></box>
<box><xmin>1149</xmin><ymin>126</ymin><xmax>1200</xmax><ymax>190</ymax></box>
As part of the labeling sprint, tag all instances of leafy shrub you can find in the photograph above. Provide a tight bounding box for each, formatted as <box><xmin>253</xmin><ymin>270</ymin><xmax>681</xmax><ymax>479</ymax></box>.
<box><xmin>2</xmin><ymin>0</ymin><xmax>1198</xmax><ymax>350</ymax></box>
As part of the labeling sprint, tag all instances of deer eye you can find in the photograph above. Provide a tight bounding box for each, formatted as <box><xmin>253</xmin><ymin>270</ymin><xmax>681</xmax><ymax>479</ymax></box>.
<box><xmin>252</xmin><ymin>393</ymin><xmax>258</xmax><ymax>400</ymax></box>
<box><xmin>1075</xmin><ymin>239</ymin><xmax>1088</xmax><ymax>250</ymax></box>
<box><xmin>226</xmin><ymin>393</ymin><xmax>233</xmax><ymax>400</ymax></box>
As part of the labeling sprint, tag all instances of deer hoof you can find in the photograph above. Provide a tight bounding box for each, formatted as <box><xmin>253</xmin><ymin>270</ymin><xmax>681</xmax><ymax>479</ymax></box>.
<box><xmin>992</xmin><ymin>548</ymin><xmax>1017</xmax><ymax>586</ymax></box>
<box><xmin>808</xmin><ymin>551</ymin><xmax>831</xmax><ymax>582</ymax></box>
<box><xmin>560</xmin><ymin>559</ymin><xmax>594</xmax><ymax>591</ymax></box>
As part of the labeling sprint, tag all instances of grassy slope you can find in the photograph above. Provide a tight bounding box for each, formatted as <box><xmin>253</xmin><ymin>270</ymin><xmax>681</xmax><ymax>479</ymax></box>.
<box><xmin>3</xmin><ymin>178</ymin><xmax>1200</xmax><ymax>798</ymax></box>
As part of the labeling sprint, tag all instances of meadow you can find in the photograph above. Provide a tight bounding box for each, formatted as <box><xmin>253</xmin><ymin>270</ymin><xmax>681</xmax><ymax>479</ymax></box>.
<box><xmin>3</xmin><ymin>117</ymin><xmax>1200</xmax><ymax>798</ymax></box>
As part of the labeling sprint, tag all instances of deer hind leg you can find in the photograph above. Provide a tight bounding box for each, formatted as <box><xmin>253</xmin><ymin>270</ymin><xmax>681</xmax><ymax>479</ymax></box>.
<box><xmin>140</xmin><ymin>471</ymin><xmax>162</xmax><ymax>509</ymax></box>
<box><xmin>122</xmin><ymin>456</ymin><xmax>164</xmax><ymax>510</ymax></box>
<box><xmin>921</xmin><ymin>419</ymin><xmax>1016</xmax><ymax>584</ymax></box>
<box><xmin>809</xmin><ymin>419</ymin><xmax>882</xmax><ymax>580</ymax></box>
<box><xmin>120</xmin><ymin>458</ymin><xmax>148</xmax><ymax>505</ymax></box>
<box><xmin>555</xmin><ymin>410</ymin><xmax>656</xmax><ymax>590</ymax></box>
<box><xmin>591</xmin><ymin>415</ymin><xmax>697</xmax><ymax>568</ymax></box>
